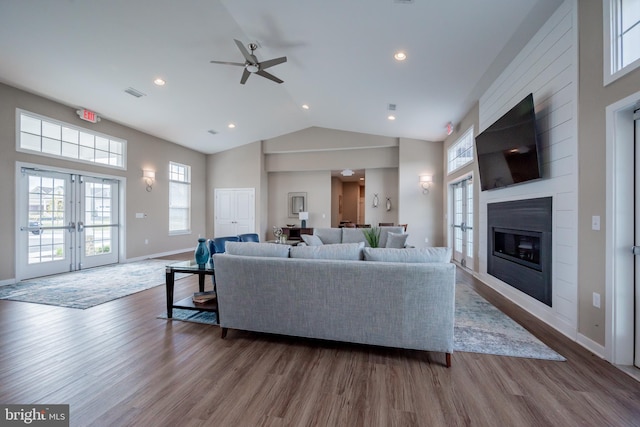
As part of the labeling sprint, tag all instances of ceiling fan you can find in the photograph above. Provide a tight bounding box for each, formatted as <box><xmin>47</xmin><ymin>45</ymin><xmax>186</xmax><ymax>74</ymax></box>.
<box><xmin>210</xmin><ymin>39</ymin><xmax>287</xmax><ymax>85</ymax></box>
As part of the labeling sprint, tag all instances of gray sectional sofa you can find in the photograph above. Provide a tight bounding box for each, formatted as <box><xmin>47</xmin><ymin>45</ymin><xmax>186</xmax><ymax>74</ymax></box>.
<box><xmin>213</xmin><ymin>241</ymin><xmax>456</xmax><ymax>367</ymax></box>
<box><xmin>302</xmin><ymin>226</ymin><xmax>409</xmax><ymax>248</ymax></box>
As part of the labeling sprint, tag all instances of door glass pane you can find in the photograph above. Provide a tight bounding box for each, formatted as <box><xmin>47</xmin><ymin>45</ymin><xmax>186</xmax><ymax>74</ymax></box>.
<box><xmin>27</xmin><ymin>175</ymin><xmax>66</xmax><ymax>264</ymax></box>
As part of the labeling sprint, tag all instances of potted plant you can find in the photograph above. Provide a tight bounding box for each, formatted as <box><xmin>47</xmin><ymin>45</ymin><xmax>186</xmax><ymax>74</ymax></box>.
<box><xmin>363</xmin><ymin>227</ymin><xmax>381</xmax><ymax>248</ymax></box>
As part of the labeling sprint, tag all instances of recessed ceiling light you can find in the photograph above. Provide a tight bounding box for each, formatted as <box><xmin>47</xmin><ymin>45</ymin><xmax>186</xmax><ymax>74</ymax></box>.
<box><xmin>394</xmin><ymin>52</ymin><xmax>407</xmax><ymax>61</ymax></box>
<box><xmin>388</xmin><ymin>115</ymin><xmax>396</xmax><ymax>121</ymax></box>
<box><xmin>153</xmin><ymin>78</ymin><xmax>166</xmax><ymax>86</ymax></box>
<box><xmin>302</xmin><ymin>104</ymin><xmax>310</xmax><ymax>110</ymax></box>
<box><xmin>228</xmin><ymin>123</ymin><xmax>236</xmax><ymax>129</ymax></box>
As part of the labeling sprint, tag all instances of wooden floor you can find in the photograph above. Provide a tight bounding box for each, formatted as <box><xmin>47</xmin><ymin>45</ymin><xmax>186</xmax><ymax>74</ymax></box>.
<box><xmin>1</xmin><ymin>258</ymin><xmax>639</xmax><ymax>427</ymax></box>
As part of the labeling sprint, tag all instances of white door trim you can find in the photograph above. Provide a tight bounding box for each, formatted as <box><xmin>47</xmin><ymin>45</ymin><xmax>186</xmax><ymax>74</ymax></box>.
<box><xmin>605</xmin><ymin>91</ymin><xmax>640</xmax><ymax>365</ymax></box>
<box><xmin>15</xmin><ymin>161</ymin><xmax>127</xmax><ymax>281</ymax></box>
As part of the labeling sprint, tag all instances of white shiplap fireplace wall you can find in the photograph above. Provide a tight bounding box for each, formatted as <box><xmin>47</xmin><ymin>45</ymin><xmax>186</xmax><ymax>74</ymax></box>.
<box><xmin>476</xmin><ymin>0</ymin><xmax>578</xmax><ymax>340</ymax></box>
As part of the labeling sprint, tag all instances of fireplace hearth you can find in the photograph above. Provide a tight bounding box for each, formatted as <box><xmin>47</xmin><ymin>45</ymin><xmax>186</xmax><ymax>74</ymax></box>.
<box><xmin>487</xmin><ymin>197</ymin><xmax>552</xmax><ymax>306</ymax></box>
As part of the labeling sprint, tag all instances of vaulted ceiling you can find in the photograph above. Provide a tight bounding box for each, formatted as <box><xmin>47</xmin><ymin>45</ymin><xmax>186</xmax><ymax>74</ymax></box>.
<box><xmin>0</xmin><ymin>0</ymin><xmax>562</xmax><ymax>154</ymax></box>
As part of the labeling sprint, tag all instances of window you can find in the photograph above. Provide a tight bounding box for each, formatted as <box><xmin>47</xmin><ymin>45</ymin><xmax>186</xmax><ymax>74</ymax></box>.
<box><xmin>169</xmin><ymin>162</ymin><xmax>191</xmax><ymax>234</ymax></box>
<box><xmin>17</xmin><ymin>109</ymin><xmax>125</xmax><ymax>168</ymax></box>
<box><xmin>447</xmin><ymin>127</ymin><xmax>474</xmax><ymax>174</ymax></box>
<box><xmin>604</xmin><ymin>0</ymin><xmax>640</xmax><ymax>85</ymax></box>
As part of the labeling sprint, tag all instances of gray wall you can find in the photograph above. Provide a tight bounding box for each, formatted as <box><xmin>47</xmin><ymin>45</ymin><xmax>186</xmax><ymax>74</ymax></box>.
<box><xmin>0</xmin><ymin>83</ymin><xmax>206</xmax><ymax>282</ymax></box>
<box><xmin>577</xmin><ymin>1</ymin><xmax>640</xmax><ymax>346</ymax></box>
<box><xmin>205</xmin><ymin>141</ymin><xmax>264</xmax><ymax>238</ymax></box>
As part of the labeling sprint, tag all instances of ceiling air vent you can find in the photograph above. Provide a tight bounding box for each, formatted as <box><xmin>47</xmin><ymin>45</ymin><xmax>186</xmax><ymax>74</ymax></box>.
<box><xmin>207</xmin><ymin>130</ymin><xmax>218</xmax><ymax>135</ymax></box>
<box><xmin>388</xmin><ymin>103</ymin><xmax>397</xmax><ymax>111</ymax></box>
<box><xmin>124</xmin><ymin>87</ymin><xmax>146</xmax><ymax>98</ymax></box>
<box><xmin>393</xmin><ymin>0</ymin><xmax>414</xmax><ymax>4</ymax></box>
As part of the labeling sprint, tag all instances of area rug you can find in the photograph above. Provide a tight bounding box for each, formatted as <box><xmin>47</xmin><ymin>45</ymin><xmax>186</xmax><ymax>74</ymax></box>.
<box><xmin>160</xmin><ymin>283</ymin><xmax>565</xmax><ymax>361</ymax></box>
<box><xmin>0</xmin><ymin>259</ymin><xmax>183</xmax><ymax>309</ymax></box>
<box><xmin>454</xmin><ymin>283</ymin><xmax>565</xmax><ymax>360</ymax></box>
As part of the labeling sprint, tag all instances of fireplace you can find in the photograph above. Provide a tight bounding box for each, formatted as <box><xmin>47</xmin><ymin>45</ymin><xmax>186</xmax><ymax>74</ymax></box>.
<box><xmin>487</xmin><ymin>197</ymin><xmax>552</xmax><ymax>306</ymax></box>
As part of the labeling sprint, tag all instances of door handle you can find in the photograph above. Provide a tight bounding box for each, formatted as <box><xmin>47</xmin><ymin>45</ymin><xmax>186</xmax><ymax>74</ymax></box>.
<box><xmin>77</xmin><ymin>221</ymin><xmax>84</xmax><ymax>232</ymax></box>
<box><xmin>632</xmin><ymin>246</ymin><xmax>640</xmax><ymax>255</ymax></box>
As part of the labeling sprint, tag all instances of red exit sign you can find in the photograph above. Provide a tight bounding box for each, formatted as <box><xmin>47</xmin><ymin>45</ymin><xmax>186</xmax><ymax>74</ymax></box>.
<box><xmin>76</xmin><ymin>108</ymin><xmax>100</xmax><ymax>123</ymax></box>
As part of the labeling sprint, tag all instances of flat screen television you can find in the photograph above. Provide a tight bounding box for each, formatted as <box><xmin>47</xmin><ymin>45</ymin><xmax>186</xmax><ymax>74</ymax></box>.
<box><xmin>475</xmin><ymin>93</ymin><xmax>542</xmax><ymax>191</ymax></box>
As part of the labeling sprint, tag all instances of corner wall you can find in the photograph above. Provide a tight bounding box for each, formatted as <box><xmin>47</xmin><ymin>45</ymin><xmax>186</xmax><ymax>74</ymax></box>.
<box><xmin>0</xmin><ymin>83</ymin><xmax>207</xmax><ymax>282</ymax></box>
<box><xmin>398</xmin><ymin>138</ymin><xmax>444</xmax><ymax>247</ymax></box>
<box><xmin>476</xmin><ymin>0</ymin><xmax>579</xmax><ymax>339</ymax></box>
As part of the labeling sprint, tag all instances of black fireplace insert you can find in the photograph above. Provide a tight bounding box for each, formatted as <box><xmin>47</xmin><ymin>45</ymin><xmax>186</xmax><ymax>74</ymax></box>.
<box><xmin>487</xmin><ymin>197</ymin><xmax>552</xmax><ymax>306</ymax></box>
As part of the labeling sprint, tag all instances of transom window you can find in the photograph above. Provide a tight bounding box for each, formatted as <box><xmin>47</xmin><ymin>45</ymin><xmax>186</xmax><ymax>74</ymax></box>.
<box><xmin>447</xmin><ymin>127</ymin><xmax>474</xmax><ymax>174</ymax></box>
<box><xmin>169</xmin><ymin>162</ymin><xmax>191</xmax><ymax>234</ymax></box>
<box><xmin>17</xmin><ymin>109</ymin><xmax>126</xmax><ymax>169</ymax></box>
<box><xmin>604</xmin><ymin>0</ymin><xmax>640</xmax><ymax>85</ymax></box>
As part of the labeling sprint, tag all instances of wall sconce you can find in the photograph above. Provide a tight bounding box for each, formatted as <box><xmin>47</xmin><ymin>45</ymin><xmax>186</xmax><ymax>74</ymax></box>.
<box><xmin>142</xmin><ymin>169</ymin><xmax>155</xmax><ymax>192</ymax></box>
<box><xmin>298</xmin><ymin>211</ymin><xmax>309</xmax><ymax>228</ymax></box>
<box><xmin>420</xmin><ymin>175</ymin><xmax>433</xmax><ymax>194</ymax></box>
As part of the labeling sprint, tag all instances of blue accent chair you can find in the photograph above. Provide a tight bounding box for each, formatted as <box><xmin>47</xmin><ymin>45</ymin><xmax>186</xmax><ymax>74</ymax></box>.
<box><xmin>208</xmin><ymin>236</ymin><xmax>240</xmax><ymax>286</ymax></box>
<box><xmin>238</xmin><ymin>233</ymin><xmax>260</xmax><ymax>242</ymax></box>
<box><xmin>209</xmin><ymin>236</ymin><xmax>240</xmax><ymax>256</ymax></box>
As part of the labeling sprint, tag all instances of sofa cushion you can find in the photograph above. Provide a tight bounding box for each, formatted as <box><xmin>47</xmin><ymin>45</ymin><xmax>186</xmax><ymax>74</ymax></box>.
<box><xmin>290</xmin><ymin>242</ymin><xmax>364</xmax><ymax>260</ymax></box>
<box><xmin>379</xmin><ymin>226</ymin><xmax>405</xmax><ymax>248</ymax></box>
<box><xmin>385</xmin><ymin>232</ymin><xmax>409</xmax><ymax>248</ymax></box>
<box><xmin>341</xmin><ymin>228</ymin><xmax>368</xmax><ymax>246</ymax></box>
<box><xmin>363</xmin><ymin>247</ymin><xmax>452</xmax><ymax>263</ymax></box>
<box><xmin>313</xmin><ymin>228</ymin><xmax>343</xmax><ymax>244</ymax></box>
<box><xmin>301</xmin><ymin>234</ymin><xmax>323</xmax><ymax>246</ymax></box>
<box><xmin>225</xmin><ymin>242</ymin><xmax>291</xmax><ymax>258</ymax></box>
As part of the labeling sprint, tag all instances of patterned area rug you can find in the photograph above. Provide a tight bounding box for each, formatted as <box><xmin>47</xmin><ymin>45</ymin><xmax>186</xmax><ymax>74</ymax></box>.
<box><xmin>0</xmin><ymin>260</ymin><xmax>182</xmax><ymax>309</ymax></box>
<box><xmin>454</xmin><ymin>283</ymin><xmax>565</xmax><ymax>360</ymax></box>
<box><xmin>160</xmin><ymin>283</ymin><xmax>565</xmax><ymax>361</ymax></box>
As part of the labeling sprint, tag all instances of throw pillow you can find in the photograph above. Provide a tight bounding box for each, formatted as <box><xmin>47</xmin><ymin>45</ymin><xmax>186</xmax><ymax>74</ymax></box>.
<box><xmin>224</xmin><ymin>242</ymin><xmax>291</xmax><ymax>258</ymax></box>
<box><xmin>301</xmin><ymin>234</ymin><xmax>323</xmax><ymax>246</ymax></box>
<box><xmin>385</xmin><ymin>232</ymin><xmax>409</xmax><ymax>248</ymax></box>
<box><xmin>290</xmin><ymin>242</ymin><xmax>364</xmax><ymax>260</ymax></box>
<box><xmin>363</xmin><ymin>247</ymin><xmax>452</xmax><ymax>263</ymax></box>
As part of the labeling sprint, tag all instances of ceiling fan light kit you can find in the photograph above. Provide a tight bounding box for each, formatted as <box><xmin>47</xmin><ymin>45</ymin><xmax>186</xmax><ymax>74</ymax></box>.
<box><xmin>210</xmin><ymin>39</ymin><xmax>287</xmax><ymax>85</ymax></box>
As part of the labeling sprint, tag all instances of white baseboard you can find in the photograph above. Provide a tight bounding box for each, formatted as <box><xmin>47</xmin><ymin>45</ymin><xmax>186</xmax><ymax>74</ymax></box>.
<box><xmin>577</xmin><ymin>333</ymin><xmax>605</xmax><ymax>358</ymax></box>
<box><xmin>125</xmin><ymin>248</ymin><xmax>193</xmax><ymax>263</ymax></box>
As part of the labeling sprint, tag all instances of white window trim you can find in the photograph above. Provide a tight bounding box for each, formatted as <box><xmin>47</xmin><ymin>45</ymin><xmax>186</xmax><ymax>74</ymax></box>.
<box><xmin>603</xmin><ymin>0</ymin><xmax>640</xmax><ymax>86</ymax></box>
<box><xmin>447</xmin><ymin>126</ymin><xmax>474</xmax><ymax>175</ymax></box>
<box><xmin>15</xmin><ymin>109</ymin><xmax>127</xmax><ymax>170</ymax></box>
<box><xmin>168</xmin><ymin>161</ymin><xmax>191</xmax><ymax>235</ymax></box>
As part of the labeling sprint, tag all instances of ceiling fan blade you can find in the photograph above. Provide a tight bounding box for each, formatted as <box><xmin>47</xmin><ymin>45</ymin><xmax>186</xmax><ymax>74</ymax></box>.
<box><xmin>234</xmin><ymin>39</ymin><xmax>255</xmax><ymax>63</ymax></box>
<box><xmin>259</xmin><ymin>56</ymin><xmax>287</xmax><ymax>70</ymax></box>
<box><xmin>210</xmin><ymin>60</ymin><xmax>245</xmax><ymax>67</ymax></box>
<box><xmin>240</xmin><ymin>68</ymin><xmax>251</xmax><ymax>84</ymax></box>
<box><xmin>256</xmin><ymin>69</ymin><xmax>283</xmax><ymax>84</ymax></box>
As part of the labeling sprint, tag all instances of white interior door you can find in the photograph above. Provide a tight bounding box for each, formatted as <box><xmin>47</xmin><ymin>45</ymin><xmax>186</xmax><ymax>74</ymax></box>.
<box><xmin>214</xmin><ymin>188</ymin><xmax>255</xmax><ymax>237</ymax></box>
<box><xmin>17</xmin><ymin>167</ymin><xmax>120</xmax><ymax>280</ymax></box>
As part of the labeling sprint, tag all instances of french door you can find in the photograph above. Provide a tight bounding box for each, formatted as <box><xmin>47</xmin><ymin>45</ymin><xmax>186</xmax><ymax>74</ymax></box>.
<box><xmin>451</xmin><ymin>177</ymin><xmax>474</xmax><ymax>268</ymax></box>
<box><xmin>17</xmin><ymin>167</ymin><xmax>120</xmax><ymax>280</ymax></box>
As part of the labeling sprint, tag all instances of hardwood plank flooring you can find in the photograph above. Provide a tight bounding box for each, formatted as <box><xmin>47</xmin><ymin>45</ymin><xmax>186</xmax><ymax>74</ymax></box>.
<box><xmin>1</xmin><ymin>258</ymin><xmax>639</xmax><ymax>426</ymax></box>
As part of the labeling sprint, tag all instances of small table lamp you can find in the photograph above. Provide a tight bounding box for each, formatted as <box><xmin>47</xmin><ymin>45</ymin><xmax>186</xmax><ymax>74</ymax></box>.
<box><xmin>298</xmin><ymin>211</ymin><xmax>309</xmax><ymax>228</ymax></box>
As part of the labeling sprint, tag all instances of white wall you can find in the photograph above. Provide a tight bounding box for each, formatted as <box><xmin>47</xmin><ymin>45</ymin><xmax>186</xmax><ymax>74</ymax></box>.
<box><xmin>476</xmin><ymin>0</ymin><xmax>578</xmax><ymax>338</ymax></box>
